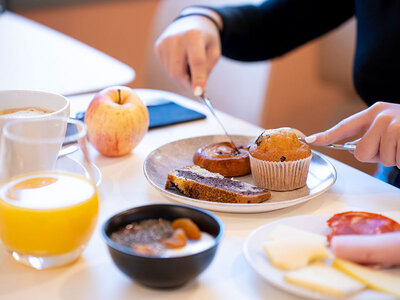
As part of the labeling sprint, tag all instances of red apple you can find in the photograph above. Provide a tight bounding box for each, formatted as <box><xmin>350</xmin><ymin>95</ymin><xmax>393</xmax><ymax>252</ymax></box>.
<box><xmin>84</xmin><ymin>86</ymin><xmax>149</xmax><ymax>157</ymax></box>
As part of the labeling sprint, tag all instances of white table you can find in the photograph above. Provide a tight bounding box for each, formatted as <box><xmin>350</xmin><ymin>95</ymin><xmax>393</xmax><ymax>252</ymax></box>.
<box><xmin>0</xmin><ymin>11</ymin><xmax>135</xmax><ymax>96</ymax></box>
<box><xmin>1</xmin><ymin>89</ymin><xmax>399</xmax><ymax>300</ymax></box>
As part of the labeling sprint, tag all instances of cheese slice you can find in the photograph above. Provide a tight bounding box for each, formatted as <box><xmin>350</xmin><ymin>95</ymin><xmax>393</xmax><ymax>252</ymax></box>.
<box><xmin>268</xmin><ymin>225</ymin><xmax>326</xmax><ymax>244</ymax></box>
<box><xmin>263</xmin><ymin>225</ymin><xmax>329</xmax><ymax>270</ymax></box>
<box><xmin>284</xmin><ymin>263</ymin><xmax>365</xmax><ymax>297</ymax></box>
<box><xmin>333</xmin><ymin>258</ymin><xmax>400</xmax><ymax>298</ymax></box>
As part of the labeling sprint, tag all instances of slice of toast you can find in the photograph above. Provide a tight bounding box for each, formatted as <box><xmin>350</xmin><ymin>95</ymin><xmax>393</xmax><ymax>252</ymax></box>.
<box><xmin>165</xmin><ymin>165</ymin><xmax>271</xmax><ymax>203</ymax></box>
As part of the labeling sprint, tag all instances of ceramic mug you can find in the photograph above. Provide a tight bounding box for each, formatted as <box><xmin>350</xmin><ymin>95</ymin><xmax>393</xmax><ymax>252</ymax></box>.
<box><xmin>0</xmin><ymin>90</ymin><xmax>70</xmax><ymax>182</ymax></box>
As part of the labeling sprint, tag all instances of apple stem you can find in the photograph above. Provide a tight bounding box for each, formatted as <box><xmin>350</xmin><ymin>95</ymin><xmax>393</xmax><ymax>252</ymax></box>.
<box><xmin>118</xmin><ymin>89</ymin><xmax>121</xmax><ymax>104</ymax></box>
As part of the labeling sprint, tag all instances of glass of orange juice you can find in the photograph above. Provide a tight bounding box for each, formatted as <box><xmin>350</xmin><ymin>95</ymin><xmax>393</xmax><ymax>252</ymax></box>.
<box><xmin>0</xmin><ymin>117</ymin><xmax>98</xmax><ymax>269</ymax></box>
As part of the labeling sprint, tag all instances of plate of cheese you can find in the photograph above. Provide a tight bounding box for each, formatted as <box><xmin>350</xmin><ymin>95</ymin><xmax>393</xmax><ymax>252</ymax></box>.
<box><xmin>243</xmin><ymin>214</ymin><xmax>400</xmax><ymax>299</ymax></box>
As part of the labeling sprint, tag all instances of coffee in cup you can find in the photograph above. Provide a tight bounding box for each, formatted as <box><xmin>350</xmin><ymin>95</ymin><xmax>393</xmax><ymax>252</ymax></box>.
<box><xmin>0</xmin><ymin>106</ymin><xmax>54</xmax><ymax>117</ymax></box>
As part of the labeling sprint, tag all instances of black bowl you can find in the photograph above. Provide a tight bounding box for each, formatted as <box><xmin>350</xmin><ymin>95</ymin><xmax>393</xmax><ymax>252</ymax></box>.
<box><xmin>102</xmin><ymin>203</ymin><xmax>224</xmax><ymax>288</ymax></box>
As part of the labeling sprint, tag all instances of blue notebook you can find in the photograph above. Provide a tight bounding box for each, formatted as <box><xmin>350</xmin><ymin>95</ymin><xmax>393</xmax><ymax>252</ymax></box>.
<box><xmin>73</xmin><ymin>100</ymin><xmax>206</xmax><ymax>130</ymax></box>
<box><xmin>147</xmin><ymin>101</ymin><xmax>206</xmax><ymax>129</ymax></box>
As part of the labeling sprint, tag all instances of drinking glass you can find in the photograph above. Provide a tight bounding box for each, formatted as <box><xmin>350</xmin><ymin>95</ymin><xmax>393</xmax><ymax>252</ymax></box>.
<box><xmin>0</xmin><ymin>117</ymin><xmax>98</xmax><ymax>269</ymax></box>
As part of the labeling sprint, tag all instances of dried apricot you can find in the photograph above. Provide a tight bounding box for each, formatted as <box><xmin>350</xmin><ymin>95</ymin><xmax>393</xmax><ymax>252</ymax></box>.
<box><xmin>132</xmin><ymin>244</ymin><xmax>155</xmax><ymax>255</ymax></box>
<box><xmin>162</xmin><ymin>228</ymin><xmax>187</xmax><ymax>248</ymax></box>
<box><xmin>172</xmin><ymin>218</ymin><xmax>201</xmax><ymax>240</ymax></box>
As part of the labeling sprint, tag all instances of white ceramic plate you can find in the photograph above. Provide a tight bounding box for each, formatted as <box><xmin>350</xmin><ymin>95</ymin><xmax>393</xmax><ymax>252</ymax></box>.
<box><xmin>143</xmin><ymin>135</ymin><xmax>336</xmax><ymax>213</ymax></box>
<box><xmin>56</xmin><ymin>156</ymin><xmax>102</xmax><ymax>186</ymax></box>
<box><xmin>243</xmin><ymin>214</ymin><xmax>399</xmax><ymax>300</ymax></box>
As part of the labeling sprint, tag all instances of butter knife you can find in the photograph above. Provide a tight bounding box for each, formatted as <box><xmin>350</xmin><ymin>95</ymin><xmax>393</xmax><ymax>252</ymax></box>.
<box><xmin>246</xmin><ymin>135</ymin><xmax>357</xmax><ymax>151</ymax></box>
<box><xmin>198</xmin><ymin>93</ymin><xmax>240</xmax><ymax>153</ymax></box>
<box><xmin>297</xmin><ymin>137</ymin><xmax>357</xmax><ymax>150</ymax></box>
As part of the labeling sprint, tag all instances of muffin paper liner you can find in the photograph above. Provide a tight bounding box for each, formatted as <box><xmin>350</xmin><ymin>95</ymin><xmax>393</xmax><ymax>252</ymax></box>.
<box><xmin>249</xmin><ymin>154</ymin><xmax>312</xmax><ymax>191</ymax></box>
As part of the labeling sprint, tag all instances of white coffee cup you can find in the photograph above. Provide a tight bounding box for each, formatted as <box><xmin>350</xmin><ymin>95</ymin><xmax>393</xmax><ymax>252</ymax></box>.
<box><xmin>0</xmin><ymin>90</ymin><xmax>70</xmax><ymax>182</ymax></box>
<box><xmin>0</xmin><ymin>90</ymin><xmax>70</xmax><ymax>132</ymax></box>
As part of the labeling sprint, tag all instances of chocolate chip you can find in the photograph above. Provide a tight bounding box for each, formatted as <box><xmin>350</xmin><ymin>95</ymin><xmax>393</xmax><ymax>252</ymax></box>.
<box><xmin>255</xmin><ymin>134</ymin><xmax>263</xmax><ymax>146</ymax></box>
<box><xmin>280</xmin><ymin>156</ymin><xmax>286</xmax><ymax>162</ymax></box>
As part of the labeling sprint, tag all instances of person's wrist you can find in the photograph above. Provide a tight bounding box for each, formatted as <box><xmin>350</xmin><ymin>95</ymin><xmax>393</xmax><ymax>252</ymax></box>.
<box><xmin>178</xmin><ymin>6</ymin><xmax>223</xmax><ymax>31</ymax></box>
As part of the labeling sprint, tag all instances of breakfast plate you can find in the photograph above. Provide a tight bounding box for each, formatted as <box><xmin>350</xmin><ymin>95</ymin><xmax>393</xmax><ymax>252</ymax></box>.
<box><xmin>56</xmin><ymin>156</ymin><xmax>102</xmax><ymax>186</ymax></box>
<box><xmin>143</xmin><ymin>135</ymin><xmax>336</xmax><ymax>213</ymax></box>
<box><xmin>243</xmin><ymin>215</ymin><xmax>399</xmax><ymax>299</ymax></box>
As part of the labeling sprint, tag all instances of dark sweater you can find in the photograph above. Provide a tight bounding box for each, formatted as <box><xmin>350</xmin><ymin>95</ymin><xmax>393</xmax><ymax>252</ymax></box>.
<box><xmin>212</xmin><ymin>0</ymin><xmax>400</xmax><ymax>106</ymax></box>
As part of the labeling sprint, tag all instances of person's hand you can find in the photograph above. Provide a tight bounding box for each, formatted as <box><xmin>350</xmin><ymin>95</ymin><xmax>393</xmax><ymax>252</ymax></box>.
<box><xmin>306</xmin><ymin>102</ymin><xmax>400</xmax><ymax>168</ymax></box>
<box><xmin>154</xmin><ymin>11</ymin><xmax>221</xmax><ymax>95</ymax></box>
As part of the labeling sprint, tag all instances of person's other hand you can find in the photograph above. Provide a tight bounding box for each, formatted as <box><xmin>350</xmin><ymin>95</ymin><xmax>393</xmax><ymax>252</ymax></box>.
<box><xmin>154</xmin><ymin>11</ymin><xmax>221</xmax><ymax>95</ymax></box>
<box><xmin>306</xmin><ymin>102</ymin><xmax>400</xmax><ymax>168</ymax></box>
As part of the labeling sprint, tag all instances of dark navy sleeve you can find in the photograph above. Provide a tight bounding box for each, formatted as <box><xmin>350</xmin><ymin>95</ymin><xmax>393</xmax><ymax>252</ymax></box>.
<box><xmin>211</xmin><ymin>0</ymin><xmax>355</xmax><ymax>61</ymax></box>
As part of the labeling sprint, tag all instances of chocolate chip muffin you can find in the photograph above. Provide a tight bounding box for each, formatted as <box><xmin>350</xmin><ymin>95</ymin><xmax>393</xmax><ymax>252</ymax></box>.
<box><xmin>248</xmin><ymin>128</ymin><xmax>312</xmax><ymax>191</ymax></box>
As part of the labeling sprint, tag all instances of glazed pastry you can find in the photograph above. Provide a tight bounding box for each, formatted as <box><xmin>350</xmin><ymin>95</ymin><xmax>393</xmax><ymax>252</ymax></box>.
<box><xmin>193</xmin><ymin>142</ymin><xmax>250</xmax><ymax>177</ymax></box>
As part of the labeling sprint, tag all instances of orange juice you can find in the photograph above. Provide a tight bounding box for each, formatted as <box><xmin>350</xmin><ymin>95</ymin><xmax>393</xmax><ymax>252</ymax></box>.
<box><xmin>0</xmin><ymin>172</ymin><xmax>98</xmax><ymax>256</ymax></box>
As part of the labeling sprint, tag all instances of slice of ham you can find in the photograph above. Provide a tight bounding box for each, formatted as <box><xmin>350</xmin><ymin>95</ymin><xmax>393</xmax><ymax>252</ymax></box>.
<box><xmin>327</xmin><ymin>211</ymin><xmax>400</xmax><ymax>243</ymax></box>
<box><xmin>331</xmin><ymin>232</ymin><xmax>400</xmax><ymax>267</ymax></box>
